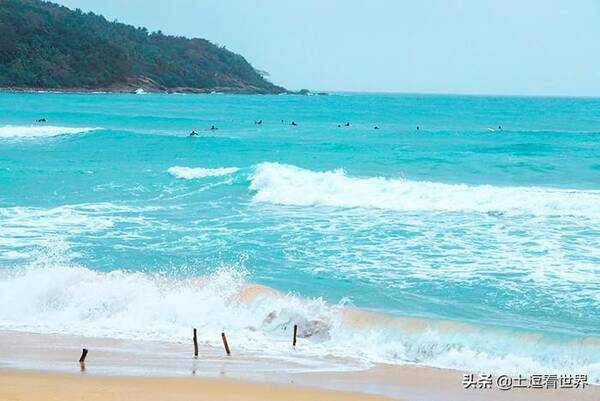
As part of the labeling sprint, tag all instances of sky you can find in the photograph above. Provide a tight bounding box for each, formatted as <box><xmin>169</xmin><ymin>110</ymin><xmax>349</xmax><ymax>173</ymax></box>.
<box><xmin>55</xmin><ymin>0</ymin><xmax>600</xmax><ymax>96</ymax></box>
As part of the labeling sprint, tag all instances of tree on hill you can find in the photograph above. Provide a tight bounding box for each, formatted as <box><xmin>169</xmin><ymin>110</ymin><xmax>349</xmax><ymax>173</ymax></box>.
<box><xmin>0</xmin><ymin>0</ymin><xmax>285</xmax><ymax>93</ymax></box>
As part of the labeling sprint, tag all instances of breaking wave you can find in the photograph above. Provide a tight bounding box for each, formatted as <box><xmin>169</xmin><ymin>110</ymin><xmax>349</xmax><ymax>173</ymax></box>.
<box><xmin>0</xmin><ymin>246</ymin><xmax>598</xmax><ymax>382</ymax></box>
<box><xmin>0</xmin><ymin>125</ymin><xmax>100</xmax><ymax>139</ymax></box>
<box><xmin>250</xmin><ymin>162</ymin><xmax>600</xmax><ymax>218</ymax></box>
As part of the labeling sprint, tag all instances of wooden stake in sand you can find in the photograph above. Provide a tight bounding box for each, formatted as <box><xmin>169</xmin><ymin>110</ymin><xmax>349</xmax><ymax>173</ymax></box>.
<box><xmin>79</xmin><ymin>348</ymin><xmax>88</xmax><ymax>363</ymax></box>
<box><xmin>293</xmin><ymin>324</ymin><xmax>298</xmax><ymax>347</ymax></box>
<box><xmin>193</xmin><ymin>328</ymin><xmax>199</xmax><ymax>357</ymax></box>
<box><xmin>79</xmin><ymin>348</ymin><xmax>88</xmax><ymax>371</ymax></box>
<box><xmin>221</xmin><ymin>332</ymin><xmax>231</xmax><ymax>356</ymax></box>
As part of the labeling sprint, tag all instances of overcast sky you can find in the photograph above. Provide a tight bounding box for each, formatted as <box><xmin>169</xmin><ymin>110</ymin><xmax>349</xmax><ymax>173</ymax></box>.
<box><xmin>55</xmin><ymin>0</ymin><xmax>600</xmax><ymax>96</ymax></box>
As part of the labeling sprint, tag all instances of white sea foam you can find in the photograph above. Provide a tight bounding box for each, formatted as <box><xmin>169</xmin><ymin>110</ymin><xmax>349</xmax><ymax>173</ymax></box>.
<box><xmin>250</xmin><ymin>162</ymin><xmax>600</xmax><ymax>218</ymax></box>
<box><xmin>0</xmin><ymin>246</ymin><xmax>598</xmax><ymax>382</ymax></box>
<box><xmin>0</xmin><ymin>203</ymin><xmax>159</xmax><ymax>249</ymax></box>
<box><xmin>168</xmin><ymin>166</ymin><xmax>239</xmax><ymax>179</ymax></box>
<box><xmin>0</xmin><ymin>250</ymin><xmax>29</xmax><ymax>260</ymax></box>
<box><xmin>0</xmin><ymin>125</ymin><xmax>100</xmax><ymax>139</ymax></box>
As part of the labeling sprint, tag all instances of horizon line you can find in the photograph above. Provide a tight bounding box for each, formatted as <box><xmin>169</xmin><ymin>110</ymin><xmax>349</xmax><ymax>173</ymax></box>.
<box><xmin>299</xmin><ymin>89</ymin><xmax>600</xmax><ymax>100</ymax></box>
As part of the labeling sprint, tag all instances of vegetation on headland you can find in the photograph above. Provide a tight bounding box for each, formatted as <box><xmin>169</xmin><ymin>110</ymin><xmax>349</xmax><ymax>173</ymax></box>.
<box><xmin>0</xmin><ymin>0</ymin><xmax>287</xmax><ymax>93</ymax></box>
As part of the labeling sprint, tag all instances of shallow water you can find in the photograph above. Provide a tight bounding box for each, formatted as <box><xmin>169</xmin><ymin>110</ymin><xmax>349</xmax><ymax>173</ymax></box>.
<box><xmin>0</xmin><ymin>92</ymin><xmax>599</xmax><ymax>380</ymax></box>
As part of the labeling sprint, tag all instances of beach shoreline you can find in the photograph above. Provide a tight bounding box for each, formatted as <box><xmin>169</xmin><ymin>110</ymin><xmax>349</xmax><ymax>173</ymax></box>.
<box><xmin>0</xmin><ymin>370</ymin><xmax>393</xmax><ymax>401</ymax></box>
<box><xmin>0</xmin><ymin>330</ymin><xmax>597</xmax><ymax>401</ymax></box>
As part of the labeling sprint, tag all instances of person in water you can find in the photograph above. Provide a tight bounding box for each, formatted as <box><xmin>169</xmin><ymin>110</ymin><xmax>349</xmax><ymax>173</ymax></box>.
<box><xmin>210</xmin><ymin>125</ymin><xmax>218</xmax><ymax>130</ymax></box>
<box><xmin>37</xmin><ymin>118</ymin><xmax>46</xmax><ymax>122</ymax></box>
<box><xmin>345</xmin><ymin>122</ymin><xmax>350</xmax><ymax>127</ymax></box>
<box><xmin>291</xmin><ymin>121</ymin><xmax>297</xmax><ymax>126</ymax></box>
<box><xmin>498</xmin><ymin>125</ymin><xmax>502</xmax><ymax>130</ymax></box>
<box><xmin>255</xmin><ymin>120</ymin><xmax>262</xmax><ymax>125</ymax></box>
<box><xmin>416</xmin><ymin>126</ymin><xmax>420</xmax><ymax>130</ymax></box>
<box><xmin>189</xmin><ymin>130</ymin><xmax>198</xmax><ymax>136</ymax></box>
<box><xmin>374</xmin><ymin>126</ymin><xmax>380</xmax><ymax>130</ymax></box>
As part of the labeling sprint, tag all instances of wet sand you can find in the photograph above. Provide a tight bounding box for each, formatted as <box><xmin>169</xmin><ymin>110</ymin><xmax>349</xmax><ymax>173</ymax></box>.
<box><xmin>0</xmin><ymin>330</ymin><xmax>597</xmax><ymax>401</ymax></box>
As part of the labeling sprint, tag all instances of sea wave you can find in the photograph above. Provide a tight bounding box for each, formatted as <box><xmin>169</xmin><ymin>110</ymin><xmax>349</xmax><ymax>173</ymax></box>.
<box><xmin>0</xmin><ymin>203</ymin><xmax>160</xmax><ymax>253</ymax></box>
<box><xmin>0</xmin><ymin>247</ymin><xmax>598</xmax><ymax>382</ymax></box>
<box><xmin>168</xmin><ymin>166</ymin><xmax>239</xmax><ymax>179</ymax></box>
<box><xmin>0</xmin><ymin>125</ymin><xmax>101</xmax><ymax>139</ymax></box>
<box><xmin>250</xmin><ymin>162</ymin><xmax>600</xmax><ymax>218</ymax></box>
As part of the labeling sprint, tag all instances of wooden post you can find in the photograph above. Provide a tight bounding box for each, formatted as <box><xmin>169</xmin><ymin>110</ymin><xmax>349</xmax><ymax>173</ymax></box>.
<box><xmin>293</xmin><ymin>324</ymin><xmax>298</xmax><ymax>347</ymax></box>
<box><xmin>193</xmin><ymin>328</ymin><xmax>199</xmax><ymax>357</ymax></box>
<box><xmin>79</xmin><ymin>348</ymin><xmax>88</xmax><ymax>371</ymax></box>
<box><xmin>221</xmin><ymin>332</ymin><xmax>231</xmax><ymax>356</ymax></box>
<box><xmin>79</xmin><ymin>348</ymin><xmax>88</xmax><ymax>363</ymax></box>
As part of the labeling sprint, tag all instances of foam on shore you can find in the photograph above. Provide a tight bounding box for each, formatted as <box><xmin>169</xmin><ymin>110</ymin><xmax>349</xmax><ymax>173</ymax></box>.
<box><xmin>0</xmin><ymin>250</ymin><xmax>598</xmax><ymax>382</ymax></box>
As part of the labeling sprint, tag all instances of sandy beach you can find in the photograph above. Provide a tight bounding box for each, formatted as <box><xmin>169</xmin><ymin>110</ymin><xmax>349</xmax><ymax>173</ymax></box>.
<box><xmin>2</xmin><ymin>369</ymin><xmax>598</xmax><ymax>401</ymax></box>
<box><xmin>0</xmin><ymin>371</ymin><xmax>392</xmax><ymax>401</ymax></box>
<box><xmin>1</xmin><ymin>330</ymin><xmax>598</xmax><ymax>401</ymax></box>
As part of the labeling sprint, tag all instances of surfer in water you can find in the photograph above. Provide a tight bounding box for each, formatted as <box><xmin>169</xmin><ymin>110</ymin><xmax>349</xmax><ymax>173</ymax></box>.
<box><xmin>210</xmin><ymin>125</ymin><xmax>218</xmax><ymax>131</ymax></box>
<box><xmin>37</xmin><ymin>118</ymin><xmax>47</xmax><ymax>122</ymax></box>
<box><xmin>374</xmin><ymin>126</ymin><xmax>380</xmax><ymax>130</ymax></box>
<box><xmin>189</xmin><ymin>130</ymin><xmax>198</xmax><ymax>136</ymax></box>
<box><xmin>255</xmin><ymin>120</ymin><xmax>263</xmax><ymax>125</ymax></box>
<box><xmin>291</xmin><ymin>121</ymin><xmax>298</xmax><ymax>126</ymax></box>
<box><xmin>345</xmin><ymin>122</ymin><xmax>350</xmax><ymax>127</ymax></box>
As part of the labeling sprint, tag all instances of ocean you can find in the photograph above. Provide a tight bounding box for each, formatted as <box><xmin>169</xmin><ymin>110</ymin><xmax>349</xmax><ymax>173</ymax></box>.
<box><xmin>0</xmin><ymin>92</ymin><xmax>599</xmax><ymax>381</ymax></box>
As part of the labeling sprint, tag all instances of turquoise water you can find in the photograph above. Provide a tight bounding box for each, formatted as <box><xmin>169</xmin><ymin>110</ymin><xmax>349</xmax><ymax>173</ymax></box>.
<box><xmin>0</xmin><ymin>92</ymin><xmax>599</xmax><ymax>378</ymax></box>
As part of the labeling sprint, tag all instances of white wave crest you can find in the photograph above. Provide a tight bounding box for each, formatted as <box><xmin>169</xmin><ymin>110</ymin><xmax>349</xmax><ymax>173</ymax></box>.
<box><xmin>0</xmin><ymin>255</ymin><xmax>598</xmax><ymax>381</ymax></box>
<box><xmin>250</xmin><ymin>162</ymin><xmax>600</xmax><ymax>218</ymax></box>
<box><xmin>0</xmin><ymin>125</ymin><xmax>100</xmax><ymax>138</ymax></box>
<box><xmin>168</xmin><ymin>166</ymin><xmax>239</xmax><ymax>179</ymax></box>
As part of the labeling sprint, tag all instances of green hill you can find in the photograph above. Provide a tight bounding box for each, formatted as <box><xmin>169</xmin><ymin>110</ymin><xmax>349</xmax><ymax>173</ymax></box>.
<box><xmin>0</xmin><ymin>0</ymin><xmax>285</xmax><ymax>93</ymax></box>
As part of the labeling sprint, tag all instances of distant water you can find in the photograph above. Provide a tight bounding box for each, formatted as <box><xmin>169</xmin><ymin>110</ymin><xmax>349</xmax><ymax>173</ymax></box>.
<box><xmin>0</xmin><ymin>92</ymin><xmax>599</xmax><ymax>380</ymax></box>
